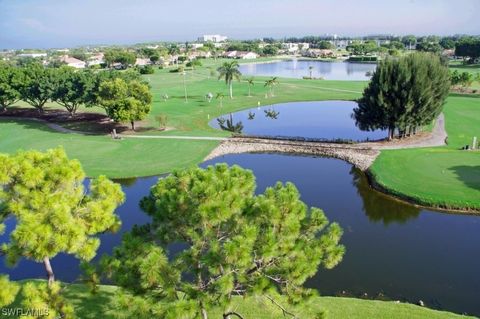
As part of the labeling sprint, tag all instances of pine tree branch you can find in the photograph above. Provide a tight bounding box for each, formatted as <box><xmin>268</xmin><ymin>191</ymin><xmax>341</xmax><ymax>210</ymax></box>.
<box><xmin>264</xmin><ymin>295</ymin><xmax>297</xmax><ymax>319</ymax></box>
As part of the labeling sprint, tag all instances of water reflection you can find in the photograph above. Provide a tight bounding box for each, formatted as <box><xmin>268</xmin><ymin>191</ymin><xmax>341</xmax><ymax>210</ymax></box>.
<box><xmin>350</xmin><ymin>167</ymin><xmax>420</xmax><ymax>225</ymax></box>
<box><xmin>210</xmin><ymin>101</ymin><xmax>387</xmax><ymax>141</ymax></box>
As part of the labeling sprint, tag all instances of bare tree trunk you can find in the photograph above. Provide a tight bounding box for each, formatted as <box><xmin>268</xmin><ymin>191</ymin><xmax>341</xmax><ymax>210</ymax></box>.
<box><xmin>43</xmin><ymin>257</ymin><xmax>55</xmax><ymax>287</ymax></box>
<box><xmin>131</xmin><ymin>121</ymin><xmax>136</xmax><ymax>131</ymax></box>
<box><xmin>229</xmin><ymin>82</ymin><xmax>233</xmax><ymax>99</ymax></box>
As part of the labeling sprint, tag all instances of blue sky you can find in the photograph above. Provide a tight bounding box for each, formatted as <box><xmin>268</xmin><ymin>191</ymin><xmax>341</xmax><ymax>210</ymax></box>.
<box><xmin>0</xmin><ymin>0</ymin><xmax>479</xmax><ymax>49</ymax></box>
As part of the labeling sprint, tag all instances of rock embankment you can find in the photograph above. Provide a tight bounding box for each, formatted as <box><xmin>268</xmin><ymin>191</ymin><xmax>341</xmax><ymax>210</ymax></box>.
<box><xmin>204</xmin><ymin>137</ymin><xmax>380</xmax><ymax>171</ymax></box>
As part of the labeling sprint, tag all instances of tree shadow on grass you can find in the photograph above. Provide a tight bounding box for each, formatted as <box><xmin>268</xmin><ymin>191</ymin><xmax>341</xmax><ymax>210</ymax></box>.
<box><xmin>63</xmin><ymin>285</ymin><xmax>118</xmax><ymax>319</ymax></box>
<box><xmin>449</xmin><ymin>165</ymin><xmax>480</xmax><ymax>191</ymax></box>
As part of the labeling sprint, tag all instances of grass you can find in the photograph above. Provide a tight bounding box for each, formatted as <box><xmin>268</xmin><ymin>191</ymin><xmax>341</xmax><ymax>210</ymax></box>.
<box><xmin>4</xmin><ymin>282</ymin><xmax>474</xmax><ymax>319</ymax></box>
<box><xmin>0</xmin><ymin>59</ymin><xmax>365</xmax><ymax>177</ymax></box>
<box><xmin>369</xmin><ymin>94</ymin><xmax>480</xmax><ymax>210</ymax></box>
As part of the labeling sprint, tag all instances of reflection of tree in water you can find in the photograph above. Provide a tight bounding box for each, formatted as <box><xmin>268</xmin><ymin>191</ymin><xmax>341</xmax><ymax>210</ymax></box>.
<box><xmin>217</xmin><ymin>113</ymin><xmax>243</xmax><ymax>134</ymax></box>
<box><xmin>111</xmin><ymin>177</ymin><xmax>138</xmax><ymax>187</ymax></box>
<box><xmin>350</xmin><ymin>167</ymin><xmax>420</xmax><ymax>225</ymax></box>
<box><xmin>264</xmin><ymin>108</ymin><xmax>280</xmax><ymax>119</ymax></box>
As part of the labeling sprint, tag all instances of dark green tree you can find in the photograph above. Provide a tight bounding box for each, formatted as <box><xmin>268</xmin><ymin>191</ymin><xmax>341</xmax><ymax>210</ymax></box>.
<box><xmin>53</xmin><ymin>67</ymin><xmax>95</xmax><ymax>116</ymax></box>
<box><xmin>18</xmin><ymin>63</ymin><xmax>58</xmax><ymax>113</ymax></box>
<box><xmin>354</xmin><ymin>53</ymin><xmax>450</xmax><ymax>139</ymax></box>
<box><xmin>97</xmin><ymin>164</ymin><xmax>344</xmax><ymax>319</ymax></box>
<box><xmin>0</xmin><ymin>64</ymin><xmax>23</xmax><ymax>111</ymax></box>
<box><xmin>455</xmin><ymin>37</ymin><xmax>480</xmax><ymax>63</ymax></box>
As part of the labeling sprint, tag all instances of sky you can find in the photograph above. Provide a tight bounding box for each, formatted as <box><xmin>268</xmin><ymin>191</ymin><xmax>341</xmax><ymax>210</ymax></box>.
<box><xmin>0</xmin><ymin>0</ymin><xmax>479</xmax><ymax>49</ymax></box>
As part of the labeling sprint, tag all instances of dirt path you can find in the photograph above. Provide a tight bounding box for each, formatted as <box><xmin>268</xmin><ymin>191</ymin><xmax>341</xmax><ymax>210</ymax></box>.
<box><xmin>366</xmin><ymin>113</ymin><xmax>447</xmax><ymax>150</ymax></box>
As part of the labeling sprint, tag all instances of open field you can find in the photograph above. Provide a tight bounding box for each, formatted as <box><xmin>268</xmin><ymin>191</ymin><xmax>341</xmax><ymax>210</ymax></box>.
<box><xmin>5</xmin><ymin>282</ymin><xmax>474</xmax><ymax>319</ymax></box>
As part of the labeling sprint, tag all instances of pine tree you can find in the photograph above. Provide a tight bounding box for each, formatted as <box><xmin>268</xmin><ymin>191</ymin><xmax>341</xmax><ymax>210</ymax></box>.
<box><xmin>97</xmin><ymin>164</ymin><xmax>344</xmax><ymax>319</ymax></box>
<box><xmin>354</xmin><ymin>52</ymin><xmax>450</xmax><ymax>140</ymax></box>
<box><xmin>0</xmin><ymin>148</ymin><xmax>125</xmax><ymax>287</ymax></box>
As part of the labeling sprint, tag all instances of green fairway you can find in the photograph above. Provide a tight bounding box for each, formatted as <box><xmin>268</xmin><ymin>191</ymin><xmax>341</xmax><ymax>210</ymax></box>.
<box><xmin>5</xmin><ymin>282</ymin><xmax>473</xmax><ymax>319</ymax></box>
<box><xmin>370</xmin><ymin>94</ymin><xmax>480</xmax><ymax>210</ymax></box>
<box><xmin>0</xmin><ymin>60</ymin><xmax>364</xmax><ymax>177</ymax></box>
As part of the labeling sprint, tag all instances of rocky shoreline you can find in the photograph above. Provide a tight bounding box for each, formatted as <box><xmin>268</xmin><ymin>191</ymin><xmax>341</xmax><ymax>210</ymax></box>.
<box><xmin>204</xmin><ymin>137</ymin><xmax>380</xmax><ymax>171</ymax></box>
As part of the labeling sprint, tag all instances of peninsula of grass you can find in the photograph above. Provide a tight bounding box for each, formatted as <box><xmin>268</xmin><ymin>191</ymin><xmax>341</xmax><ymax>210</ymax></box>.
<box><xmin>6</xmin><ymin>282</ymin><xmax>474</xmax><ymax>319</ymax></box>
<box><xmin>369</xmin><ymin>94</ymin><xmax>480</xmax><ymax>211</ymax></box>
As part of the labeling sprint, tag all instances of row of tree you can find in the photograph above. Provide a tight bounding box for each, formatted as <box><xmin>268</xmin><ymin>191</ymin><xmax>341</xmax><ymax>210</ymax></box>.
<box><xmin>354</xmin><ymin>53</ymin><xmax>450</xmax><ymax>140</ymax></box>
<box><xmin>0</xmin><ymin>149</ymin><xmax>344</xmax><ymax>319</ymax></box>
<box><xmin>0</xmin><ymin>63</ymin><xmax>152</xmax><ymax>130</ymax></box>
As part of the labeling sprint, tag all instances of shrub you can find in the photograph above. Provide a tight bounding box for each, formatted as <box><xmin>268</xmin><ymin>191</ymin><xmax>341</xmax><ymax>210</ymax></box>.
<box><xmin>138</xmin><ymin>65</ymin><xmax>154</xmax><ymax>74</ymax></box>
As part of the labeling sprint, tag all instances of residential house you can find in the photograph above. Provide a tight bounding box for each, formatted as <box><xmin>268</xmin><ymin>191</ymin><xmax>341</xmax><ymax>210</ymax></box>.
<box><xmin>59</xmin><ymin>55</ymin><xmax>86</xmax><ymax>68</ymax></box>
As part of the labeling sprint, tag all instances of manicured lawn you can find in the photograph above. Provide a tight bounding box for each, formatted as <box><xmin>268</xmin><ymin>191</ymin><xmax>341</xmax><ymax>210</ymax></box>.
<box><xmin>370</xmin><ymin>94</ymin><xmax>480</xmax><ymax>210</ymax></box>
<box><xmin>7</xmin><ymin>282</ymin><xmax>474</xmax><ymax>319</ymax></box>
<box><xmin>0</xmin><ymin>119</ymin><xmax>218</xmax><ymax>178</ymax></box>
<box><xmin>0</xmin><ymin>59</ymin><xmax>365</xmax><ymax>177</ymax></box>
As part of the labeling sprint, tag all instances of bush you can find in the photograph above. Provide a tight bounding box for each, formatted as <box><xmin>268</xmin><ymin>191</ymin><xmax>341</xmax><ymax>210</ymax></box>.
<box><xmin>138</xmin><ymin>65</ymin><xmax>154</xmax><ymax>74</ymax></box>
<box><xmin>348</xmin><ymin>56</ymin><xmax>378</xmax><ymax>62</ymax></box>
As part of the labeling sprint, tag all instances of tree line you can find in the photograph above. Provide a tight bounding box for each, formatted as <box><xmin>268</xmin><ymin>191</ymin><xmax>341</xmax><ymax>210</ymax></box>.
<box><xmin>0</xmin><ymin>62</ymin><xmax>151</xmax><ymax>130</ymax></box>
<box><xmin>353</xmin><ymin>53</ymin><xmax>450</xmax><ymax>140</ymax></box>
<box><xmin>0</xmin><ymin>149</ymin><xmax>344</xmax><ymax>319</ymax></box>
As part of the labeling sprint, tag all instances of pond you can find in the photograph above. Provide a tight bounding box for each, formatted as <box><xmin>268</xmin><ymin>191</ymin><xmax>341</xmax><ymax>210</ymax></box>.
<box><xmin>210</xmin><ymin>101</ymin><xmax>387</xmax><ymax>141</ymax></box>
<box><xmin>239</xmin><ymin>60</ymin><xmax>377</xmax><ymax>80</ymax></box>
<box><xmin>1</xmin><ymin>154</ymin><xmax>480</xmax><ymax>316</ymax></box>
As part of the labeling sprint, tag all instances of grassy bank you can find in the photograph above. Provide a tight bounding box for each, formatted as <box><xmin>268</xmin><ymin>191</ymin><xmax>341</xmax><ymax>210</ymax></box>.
<box><xmin>369</xmin><ymin>94</ymin><xmax>480</xmax><ymax>210</ymax></box>
<box><xmin>4</xmin><ymin>283</ymin><xmax>474</xmax><ymax>319</ymax></box>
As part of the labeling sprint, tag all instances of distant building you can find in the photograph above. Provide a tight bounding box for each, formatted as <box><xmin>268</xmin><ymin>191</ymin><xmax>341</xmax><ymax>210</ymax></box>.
<box><xmin>135</xmin><ymin>58</ymin><xmax>151</xmax><ymax>66</ymax></box>
<box><xmin>303</xmin><ymin>49</ymin><xmax>335</xmax><ymax>58</ymax></box>
<box><xmin>17</xmin><ymin>53</ymin><xmax>47</xmax><ymax>58</ymax></box>
<box><xmin>198</xmin><ymin>34</ymin><xmax>228</xmax><ymax>43</ymax></box>
<box><xmin>224</xmin><ymin>51</ymin><xmax>258</xmax><ymax>59</ymax></box>
<box><xmin>87</xmin><ymin>53</ymin><xmax>104</xmax><ymax>66</ymax></box>
<box><xmin>282</xmin><ymin>43</ymin><xmax>310</xmax><ymax>53</ymax></box>
<box><xmin>59</xmin><ymin>55</ymin><xmax>86</xmax><ymax>68</ymax></box>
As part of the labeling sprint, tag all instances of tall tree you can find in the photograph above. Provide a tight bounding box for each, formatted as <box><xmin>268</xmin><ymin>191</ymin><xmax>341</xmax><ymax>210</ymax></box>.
<box><xmin>455</xmin><ymin>37</ymin><xmax>480</xmax><ymax>63</ymax></box>
<box><xmin>264</xmin><ymin>76</ymin><xmax>279</xmax><ymax>97</ymax></box>
<box><xmin>354</xmin><ymin>53</ymin><xmax>450</xmax><ymax>140</ymax></box>
<box><xmin>0</xmin><ymin>148</ymin><xmax>124</xmax><ymax>286</ymax></box>
<box><xmin>98</xmin><ymin>78</ymin><xmax>152</xmax><ymax>130</ymax></box>
<box><xmin>0</xmin><ymin>64</ymin><xmax>23</xmax><ymax>111</ymax></box>
<box><xmin>246</xmin><ymin>77</ymin><xmax>255</xmax><ymax>97</ymax></box>
<box><xmin>217</xmin><ymin>61</ymin><xmax>242</xmax><ymax>98</ymax></box>
<box><xmin>53</xmin><ymin>67</ymin><xmax>95</xmax><ymax>116</ymax></box>
<box><xmin>18</xmin><ymin>63</ymin><xmax>58</xmax><ymax>113</ymax></box>
<box><xmin>96</xmin><ymin>164</ymin><xmax>344</xmax><ymax>319</ymax></box>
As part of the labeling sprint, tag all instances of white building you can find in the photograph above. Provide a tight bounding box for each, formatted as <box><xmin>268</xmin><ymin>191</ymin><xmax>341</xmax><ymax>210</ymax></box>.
<box><xmin>59</xmin><ymin>55</ymin><xmax>86</xmax><ymax>68</ymax></box>
<box><xmin>198</xmin><ymin>34</ymin><xmax>228</xmax><ymax>43</ymax></box>
<box><xmin>17</xmin><ymin>53</ymin><xmax>47</xmax><ymax>58</ymax></box>
<box><xmin>87</xmin><ymin>53</ymin><xmax>104</xmax><ymax>66</ymax></box>
<box><xmin>135</xmin><ymin>58</ymin><xmax>151</xmax><ymax>66</ymax></box>
<box><xmin>224</xmin><ymin>51</ymin><xmax>258</xmax><ymax>59</ymax></box>
<box><xmin>282</xmin><ymin>43</ymin><xmax>310</xmax><ymax>53</ymax></box>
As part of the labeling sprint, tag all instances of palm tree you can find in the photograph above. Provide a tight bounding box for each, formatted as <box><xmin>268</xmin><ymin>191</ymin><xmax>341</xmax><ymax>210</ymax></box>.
<box><xmin>217</xmin><ymin>61</ymin><xmax>242</xmax><ymax>99</ymax></box>
<box><xmin>264</xmin><ymin>77</ymin><xmax>279</xmax><ymax>97</ymax></box>
<box><xmin>216</xmin><ymin>92</ymin><xmax>225</xmax><ymax>107</ymax></box>
<box><xmin>246</xmin><ymin>77</ymin><xmax>255</xmax><ymax>97</ymax></box>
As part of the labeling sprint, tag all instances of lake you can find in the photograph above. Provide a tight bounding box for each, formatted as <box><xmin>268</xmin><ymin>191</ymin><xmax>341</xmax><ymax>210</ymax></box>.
<box><xmin>1</xmin><ymin>154</ymin><xmax>479</xmax><ymax>316</ymax></box>
<box><xmin>239</xmin><ymin>60</ymin><xmax>377</xmax><ymax>80</ymax></box>
<box><xmin>210</xmin><ymin>101</ymin><xmax>387</xmax><ymax>141</ymax></box>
